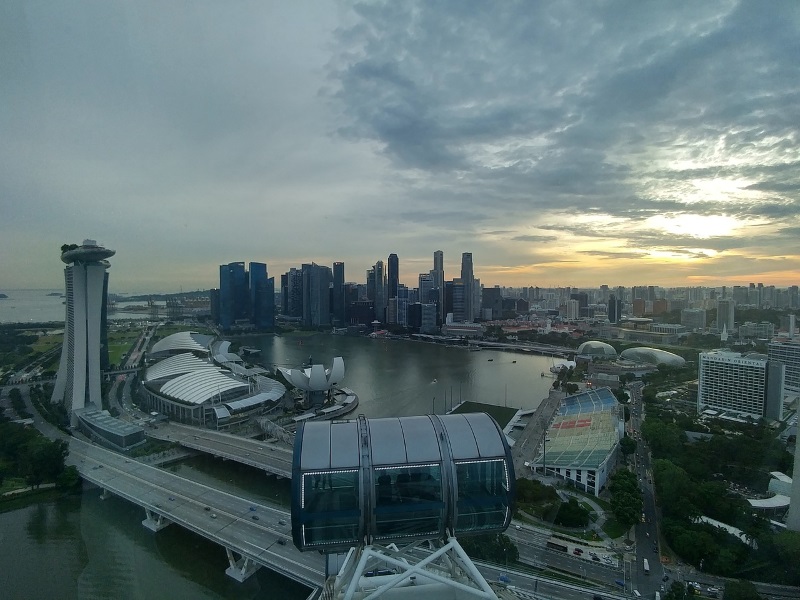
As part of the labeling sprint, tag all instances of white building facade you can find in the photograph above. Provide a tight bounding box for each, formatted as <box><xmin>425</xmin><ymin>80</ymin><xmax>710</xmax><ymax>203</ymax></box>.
<box><xmin>698</xmin><ymin>350</ymin><xmax>784</xmax><ymax>421</ymax></box>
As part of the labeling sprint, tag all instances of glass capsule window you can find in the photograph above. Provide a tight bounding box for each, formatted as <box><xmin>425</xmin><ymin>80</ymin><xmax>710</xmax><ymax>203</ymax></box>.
<box><xmin>454</xmin><ymin>459</ymin><xmax>510</xmax><ymax>533</ymax></box>
<box><xmin>372</xmin><ymin>464</ymin><xmax>443</xmax><ymax>540</ymax></box>
<box><xmin>300</xmin><ymin>469</ymin><xmax>360</xmax><ymax>548</ymax></box>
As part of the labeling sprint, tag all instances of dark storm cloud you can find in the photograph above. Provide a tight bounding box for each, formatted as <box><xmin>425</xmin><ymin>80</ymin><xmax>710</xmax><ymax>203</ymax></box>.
<box><xmin>331</xmin><ymin>0</ymin><xmax>800</xmax><ymax>234</ymax></box>
<box><xmin>1</xmin><ymin>1</ymin><xmax>798</xmax><ymax>290</ymax></box>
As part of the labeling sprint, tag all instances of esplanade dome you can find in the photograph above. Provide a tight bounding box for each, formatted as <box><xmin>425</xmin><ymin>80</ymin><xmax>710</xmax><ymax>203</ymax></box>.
<box><xmin>576</xmin><ymin>341</ymin><xmax>617</xmax><ymax>357</ymax></box>
<box><xmin>620</xmin><ymin>347</ymin><xmax>685</xmax><ymax>367</ymax></box>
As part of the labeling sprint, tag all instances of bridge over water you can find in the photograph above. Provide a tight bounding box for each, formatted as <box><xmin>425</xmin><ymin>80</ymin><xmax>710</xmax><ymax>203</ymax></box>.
<box><xmin>69</xmin><ymin>438</ymin><xmax>323</xmax><ymax>588</ymax></box>
<box><xmin>145</xmin><ymin>422</ymin><xmax>294</xmax><ymax>477</ymax></box>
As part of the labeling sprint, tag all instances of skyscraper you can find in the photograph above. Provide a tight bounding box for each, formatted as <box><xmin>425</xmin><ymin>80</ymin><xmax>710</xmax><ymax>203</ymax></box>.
<box><xmin>249</xmin><ymin>262</ymin><xmax>275</xmax><ymax>330</ymax></box>
<box><xmin>460</xmin><ymin>252</ymin><xmax>474</xmax><ymax>322</ymax></box>
<box><xmin>432</xmin><ymin>250</ymin><xmax>444</xmax><ymax>323</ymax></box>
<box><xmin>332</xmin><ymin>261</ymin><xmax>345</xmax><ymax>325</ymax></box>
<box><xmin>51</xmin><ymin>240</ymin><xmax>114</xmax><ymax>424</ymax></box>
<box><xmin>387</xmin><ymin>253</ymin><xmax>399</xmax><ymax>301</ymax></box>
<box><xmin>302</xmin><ymin>262</ymin><xmax>332</xmax><ymax>327</ymax></box>
<box><xmin>219</xmin><ymin>262</ymin><xmax>248</xmax><ymax>330</ymax></box>
<box><xmin>372</xmin><ymin>260</ymin><xmax>386</xmax><ymax>322</ymax></box>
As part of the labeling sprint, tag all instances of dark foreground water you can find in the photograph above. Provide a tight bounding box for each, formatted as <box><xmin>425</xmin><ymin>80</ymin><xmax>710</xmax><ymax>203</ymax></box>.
<box><xmin>0</xmin><ymin>491</ymin><xmax>309</xmax><ymax>600</ymax></box>
<box><xmin>2</xmin><ymin>332</ymin><xmax>556</xmax><ymax>598</ymax></box>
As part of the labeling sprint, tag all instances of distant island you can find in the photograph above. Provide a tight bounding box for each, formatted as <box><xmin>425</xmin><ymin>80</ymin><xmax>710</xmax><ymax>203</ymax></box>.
<box><xmin>46</xmin><ymin>292</ymin><xmax>62</xmax><ymax>297</ymax></box>
<box><xmin>0</xmin><ymin>293</ymin><xmax>8</xmax><ymax>299</ymax></box>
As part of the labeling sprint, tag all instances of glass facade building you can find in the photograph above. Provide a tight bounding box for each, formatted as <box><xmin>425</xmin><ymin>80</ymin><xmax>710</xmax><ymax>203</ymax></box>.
<box><xmin>291</xmin><ymin>413</ymin><xmax>515</xmax><ymax>552</ymax></box>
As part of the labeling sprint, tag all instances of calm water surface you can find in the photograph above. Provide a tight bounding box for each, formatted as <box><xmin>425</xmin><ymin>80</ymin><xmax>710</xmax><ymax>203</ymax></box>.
<box><xmin>2</xmin><ymin>326</ymin><xmax>557</xmax><ymax>598</ymax></box>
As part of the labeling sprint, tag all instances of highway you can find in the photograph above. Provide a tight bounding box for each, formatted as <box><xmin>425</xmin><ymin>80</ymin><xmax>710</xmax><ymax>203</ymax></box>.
<box><xmin>146</xmin><ymin>421</ymin><xmax>294</xmax><ymax>477</ymax></box>
<box><xmin>68</xmin><ymin>437</ymin><xmax>323</xmax><ymax>588</ymax></box>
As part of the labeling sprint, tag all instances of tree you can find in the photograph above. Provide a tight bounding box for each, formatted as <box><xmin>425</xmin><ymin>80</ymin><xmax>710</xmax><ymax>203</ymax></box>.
<box><xmin>554</xmin><ymin>497</ymin><xmax>590</xmax><ymax>527</ymax></box>
<box><xmin>460</xmin><ymin>533</ymin><xmax>519</xmax><ymax>563</ymax></box>
<box><xmin>20</xmin><ymin>438</ymin><xmax>68</xmax><ymax>488</ymax></box>
<box><xmin>609</xmin><ymin>470</ymin><xmax>643</xmax><ymax>533</ymax></box>
<box><xmin>619</xmin><ymin>435</ymin><xmax>637</xmax><ymax>458</ymax></box>
<box><xmin>724</xmin><ymin>580</ymin><xmax>762</xmax><ymax>600</ymax></box>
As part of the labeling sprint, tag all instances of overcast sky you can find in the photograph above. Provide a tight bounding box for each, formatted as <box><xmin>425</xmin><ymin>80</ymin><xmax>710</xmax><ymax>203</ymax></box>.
<box><xmin>2</xmin><ymin>1</ymin><xmax>799</xmax><ymax>294</ymax></box>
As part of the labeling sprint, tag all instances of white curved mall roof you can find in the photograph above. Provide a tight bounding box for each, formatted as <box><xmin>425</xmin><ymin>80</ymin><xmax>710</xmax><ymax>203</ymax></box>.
<box><xmin>748</xmin><ymin>495</ymin><xmax>790</xmax><ymax>509</ymax></box>
<box><xmin>151</xmin><ymin>331</ymin><xmax>213</xmax><ymax>355</ymax></box>
<box><xmin>145</xmin><ymin>353</ymin><xmax>212</xmax><ymax>382</ymax></box>
<box><xmin>620</xmin><ymin>347</ymin><xmax>685</xmax><ymax>367</ymax></box>
<box><xmin>577</xmin><ymin>340</ymin><xmax>618</xmax><ymax>357</ymax></box>
<box><xmin>278</xmin><ymin>357</ymin><xmax>345</xmax><ymax>392</ymax></box>
<box><xmin>159</xmin><ymin>369</ymin><xmax>248</xmax><ymax>405</ymax></box>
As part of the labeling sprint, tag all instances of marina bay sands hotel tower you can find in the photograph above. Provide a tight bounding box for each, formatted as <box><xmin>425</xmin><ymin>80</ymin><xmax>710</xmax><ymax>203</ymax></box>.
<box><xmin>51</xmin><ymin>240</ymin><xmax>115</xmax><ymax>424</ymax></box>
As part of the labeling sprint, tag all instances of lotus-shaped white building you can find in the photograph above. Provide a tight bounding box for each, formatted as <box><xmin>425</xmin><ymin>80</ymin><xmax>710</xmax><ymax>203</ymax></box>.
<box><xmin>278</xmin><ymin>357</ymin><xmax>345</xmax><ymax>408</ymax></box>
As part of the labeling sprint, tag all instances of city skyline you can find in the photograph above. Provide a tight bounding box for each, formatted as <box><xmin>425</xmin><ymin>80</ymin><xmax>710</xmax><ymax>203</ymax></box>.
<box><xmin>2</xmin><ymin>2</ymin><xmax>799</xmax><ymax>293</ymax></box>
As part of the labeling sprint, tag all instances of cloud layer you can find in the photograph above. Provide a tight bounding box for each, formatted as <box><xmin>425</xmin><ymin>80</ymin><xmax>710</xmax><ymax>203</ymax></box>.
<box><xmin>1</xmin><ymin>1</ymin><xmax>798</xmax><ymax>291</ymax></box>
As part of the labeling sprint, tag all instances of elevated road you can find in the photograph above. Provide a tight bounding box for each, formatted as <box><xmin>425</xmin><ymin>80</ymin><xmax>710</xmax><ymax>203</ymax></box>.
<box><xmin>69</xmin><ymin>438</ymin><xmax>323</xmax><ymax>587</ymax></box>
<box><xmin>146</xmin><ymin>422</ymin><xmax>293</xmax><ymax>478</ymax></box>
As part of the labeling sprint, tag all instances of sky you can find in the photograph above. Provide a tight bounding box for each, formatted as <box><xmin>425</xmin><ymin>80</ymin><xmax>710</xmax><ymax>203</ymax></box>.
<box><xmin>1</xmin><ymin>1</ymin><xmax>799</xmax><ymax>294</ymax></box>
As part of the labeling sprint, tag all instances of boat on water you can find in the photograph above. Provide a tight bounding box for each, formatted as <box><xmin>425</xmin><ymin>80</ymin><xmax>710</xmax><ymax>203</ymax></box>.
<box><xmin>487</xmin><ymin>358</ymin><xmax>493</xmax><ymax>362</ymax></box>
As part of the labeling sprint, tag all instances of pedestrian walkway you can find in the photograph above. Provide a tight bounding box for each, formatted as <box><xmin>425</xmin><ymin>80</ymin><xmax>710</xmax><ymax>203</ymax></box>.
<box><xmin>2</xmin><ymin>482</ymin><xmax>57</xmax><ymax>497</ymax></box>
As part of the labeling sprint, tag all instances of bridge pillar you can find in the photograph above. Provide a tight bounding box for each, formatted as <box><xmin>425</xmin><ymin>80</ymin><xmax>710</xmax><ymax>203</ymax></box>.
<box><xmin>224</xmin><ymin>548</ymin><xmax>261</xmax><ymax>582</ymax></box>
<box><xmin>142</xmin><ymin>509</ymin><xmax>172</xmax><ymax>532</ymax></box>
<box><xmin>99</xmin><ymin>488</ymin><xmax>112</xmax><ymax>500</ymax></box>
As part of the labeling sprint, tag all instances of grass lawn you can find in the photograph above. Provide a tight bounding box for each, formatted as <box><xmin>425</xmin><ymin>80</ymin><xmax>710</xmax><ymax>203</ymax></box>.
<box><xmin>0</xmin><ymin>477</ymin><xmax>28</xmax><ymax>495</ymax></box>
<box><xmin>451</xmin><ymin>401</ymin><xmax>518</xmax><ymax>428</ymax></box>
<box><xmin>602</xmin><ymin>517</ymin><xmax>629</xmax><ymax>539</ymax></box>
<box><xmin>31</xmin><ymin>332</ymin><xmax>63</xmax><ymax>353</ymax></box>
<box><xmin>107</xmin><ymin>330</ymin><xmax>143</xmax><ymax>366</ymax></box>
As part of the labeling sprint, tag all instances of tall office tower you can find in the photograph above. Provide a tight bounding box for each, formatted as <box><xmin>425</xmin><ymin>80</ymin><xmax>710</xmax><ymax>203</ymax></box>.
<box><xmin>432</xmin><ymin>250</ymin><xmax>445</xmax><ymax>323</ymax></box>
<box><xmin>482</xmin><ymin>287</ymin><xmax>503</xmax><ymax>320</ymax></box>
<box><xmin>418</xmin><ymin>273</ymin><xmax>434</xmax><ymax>307</ymax></box>
<box><xmin>616</xmin><ymin>286</ymin><xmax>626</xmax><ymax>304</ymax></box>
<box><xmin>332</xmin><ymin>261</ymin><xmax>345</xmax><ymax>325</ymax></box>
<box><xmin>566</xmin><ymin>299</ymin><xmax>580</xmax><ymax>320</ymax></box>
<box><xmin>249</xmin><ymin>262</ymin><xmax>275</xmax><ymax>330</ymax></box>
<box><xmin>387</xmin><ymin>254</ymin><xmax>399</xmax><ymax>300</ymax></box>
<box><xmin>570</xmin><ymin>292</ymin><xmax>589</xmax><ymax>318</ymax></box>
<box><xmin>51</xmin><ymin>240</ymin><xmax>115</xmax><ymax>424</ymax></box>
<box><xmin>219</xmin><ymin>262</ymin><xmax>249</xmax><ymax>330</ymax></box>
<box><xmin>372</xmin><ymin>260</ymin><xmax>386</xmax><ymax>322</ymax></box>
<box><xmin>608</xmin><ymin>294</ymin><xmax>622</xmax><ymax>324</ymax></box>
<box><xmin>681</xmin><ymin>308</ymin><xmax>707</xmax><ymax>331</ymax></box>
<box><xmin>472</xmin><ymin>278</ymin><xmax>481</xmax><ymax>320</ymax></box>
<box><xmin>302</xmin><ymin>263</ymin><xmax>332</xmax><ymax>327</ymax></box>
<box><xmin>632</xmin><ymin>286</ymin><xmax>645</xmax><ymax>300</ymax></box>
<box><xmin>716</xmin><ymin>298</ymin><xmax>735</xmax><ymax>333</ymax></box>
<box><xmin>460</xmin><ymin>252</ymin><xmax>474</xmax><ymax>322</ymax></box>
<box><xmin>789</xmin><ymin>285</ymin><xmax>799</xmax><ymax>309</ymax></box>
<box><xmin>768</xmin><ymin>339</ymin><xmax>800</xmax><ymax>394</ymax></box>
<box><xmin>647</xmin><ymin>286</ymin><xmax>656</xmax><ymax>302</ymax></box>
<box><xmin>280</xmin><ymin>273</ymin><xmax>288</xmax><ymax>315</ymax></box>
<box><xmin>286</xmin><ymin>268</ymin><xmax>304</xmax><ymax>318</ymax></box>
<box><xmin>600</xmin><ymin>285</ymin><xmax>609</xmax><ymax>303</ymax></box>
<box><xmin>698</xmin><ymin>350</ymin><xmax>784</xmax><ymax>421</ymax></box>
<box><xmin>780</xmin><ymin>314</ymin><xmax>797</xmax><ymax>338</ymax></box>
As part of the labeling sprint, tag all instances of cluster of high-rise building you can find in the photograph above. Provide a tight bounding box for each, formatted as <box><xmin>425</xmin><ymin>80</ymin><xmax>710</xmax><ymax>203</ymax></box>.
<box><xmin>207</xmin><ymin>253</ymin><xmax>799</xmax><ymax>335</ymax></box>
<box><xmin>211</xmin><ymin>251</ymin><xmax>482</xmax><ymax>333</ymax></box>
